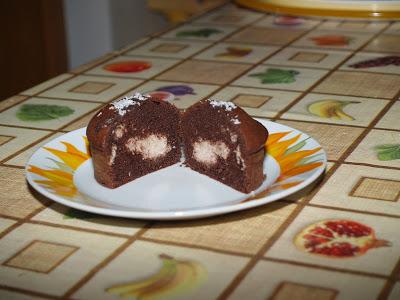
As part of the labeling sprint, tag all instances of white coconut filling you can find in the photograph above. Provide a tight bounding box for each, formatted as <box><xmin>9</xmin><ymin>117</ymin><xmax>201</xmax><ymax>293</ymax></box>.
<box><xmin>109</xmin><ymin>145</ymin><xmax>117</xmax><ymax>165</ymax></box>
<box><xmin>126</xmin><ymin>134</ymin><xmax>171</xmax><ymax>160</ymax></box>
<box><xmin>193</xmin><ymin>140</ymin><xmax>230</xmax><ymax>166</ymax></box>
<box><xmin>234</xmin><ymin>146</ymin><xmax>246</xmax><ymax>170</ymax></box>
<box><xmin>230</xmin><ymin>133</ymin><xmax>238</xmax><ymax>143</ymax></box>
<box><xmin>114</xmin><ymin>124</ymin><xmax>126</xmax><ymax>139</ymax></box>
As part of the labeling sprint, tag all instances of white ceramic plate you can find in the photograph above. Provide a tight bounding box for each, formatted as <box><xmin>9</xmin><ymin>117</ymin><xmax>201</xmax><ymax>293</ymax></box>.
<box><xmin>26</xmin><ymin>120</ymin><xmax>327</xmax><ymax>220</ymax></box>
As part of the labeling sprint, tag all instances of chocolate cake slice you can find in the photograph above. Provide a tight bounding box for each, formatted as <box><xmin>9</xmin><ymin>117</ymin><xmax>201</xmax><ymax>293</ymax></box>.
<box><xmin>182</xmin><ymin>99</ymin><xmax>268</xmax><ymax>193</ymax></box>
<box><xmin>86</xmin><ymin>93</ymin><xmax>181</xmax><ymax>188</ymax></box>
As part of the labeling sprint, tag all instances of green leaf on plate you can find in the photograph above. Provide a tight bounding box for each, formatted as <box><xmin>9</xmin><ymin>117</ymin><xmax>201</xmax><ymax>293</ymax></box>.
<box><xmin>249</xmin><ymin>68</ymin><xmax>299</xmax><ymax>84</ymax></box>
<box><xmin>176</xmin><ymin>28</ymin><xmax>222</xmax><ymax>38</ymax></box>
<box><xmin>17</xmin><ymin>104</ymin><xmax>74</xmax><ymax>121</ymax></box>
<box><xmin>284</xmin><ymin>138</ymin><xmax>309</xmax><ymax>155</ymax></box>
<box><xmin>298</xmin><ymin>153</ymin><xmax>323</xmax><ymax>166</ymax></box>
<box><xmin>48</xmin><ymin>158</ymin><xmax>74</xmax><ymax>173</ymax></box>
<box><xmin>374</xmin><ymin>144</ymin><xmax>400</xmax><ymax>161</ymax></box>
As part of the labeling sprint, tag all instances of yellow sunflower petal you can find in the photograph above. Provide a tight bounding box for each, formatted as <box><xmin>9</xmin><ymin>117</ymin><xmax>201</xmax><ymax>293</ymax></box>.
<box><xmin>279</xmin><ymin>162</ymin><xmax>323</xmax><ymax>180</ymax></box>
<box><xmin>83</xmin><ymin>136</ymin><xmax>91</xmax><ymax>156</ymax></box>
<box><xmin>278</xmin><ymin>148</ymin><xmax>322</xmax><ymax>173</ymax></box>
<box><xmin>61</xmin><ymin>141</ymin><xmax>90</xmax><ymax>159</ymax></box>
<box><xmin>29</xmin><ymin>165</ymin><xmax>70</xmax><ymax>180</ymax></box>
<box><xmin>29</xmin><ymin>165</ymin><xmax>73</xmax><ymax>185</ymax></box>
<box><xmin>241</xmin><ymin>187</ymin><xmax>271</xmax><ymax>203</ymax></box>
<box><xmin>267</xmin><ymin>134</ymin><xmax>301</xmax><ymax>159</ymax></box>
<box><xmin>43</xmin><ymin>147</ymin><xmax>87</xmax><ymax>170</ymax></box>
<box><xmin>34</xmin><ymin>180</ymin><xmax>76</xmax><ymax>197</ymax></box>
<box><xmin>34</xmin><ymin>179</ymin><xmax>74</xmax><ymax>189</ymax></box>
<box><xmin>28</xmin><ymin>165</ymin><xmax>49</xmax><ymax>178</ymax></box>
<box><xmin>266</xmin><ymin>132</ymin><xmax>291</xmax><ymax>147</ymax></box>
<box><xmin>278</xmin><ymin>181</ymin><xmax>303</xmax><ymax>190</ymax></box>
<box><xmin>28</xmin><ymin>138</ymin><xmax>90</xmax><ymax>199</ymax></box>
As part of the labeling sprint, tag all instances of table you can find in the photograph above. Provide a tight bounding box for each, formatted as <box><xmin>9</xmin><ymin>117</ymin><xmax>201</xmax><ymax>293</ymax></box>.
<box><xmin>0</xmin><ymin>3</ymin><xmax>400</xmax><ymax>300</ymax></box>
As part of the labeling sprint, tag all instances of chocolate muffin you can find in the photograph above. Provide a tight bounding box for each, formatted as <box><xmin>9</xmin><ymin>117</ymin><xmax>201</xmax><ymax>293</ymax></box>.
<box><xmin>86</xmin><ymin>93</ymin><xmax>181</xmax><ymax>188</ymax></box>
<box><xmin>181</xmin><ymin>99</ymin><xmax>268</xmax><ymax>193</ymax></box>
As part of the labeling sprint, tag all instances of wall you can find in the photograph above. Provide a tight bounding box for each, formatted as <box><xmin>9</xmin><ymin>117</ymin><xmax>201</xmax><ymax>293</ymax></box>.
<box><xmin>63</xmin><ymin>0</ymin><xmax>168</xmax><ymax>69</ymax></box>
<box><xmin>110</xmin><ymin>0</ymin><xmax>169</xmax><ymax>50</ymax></box>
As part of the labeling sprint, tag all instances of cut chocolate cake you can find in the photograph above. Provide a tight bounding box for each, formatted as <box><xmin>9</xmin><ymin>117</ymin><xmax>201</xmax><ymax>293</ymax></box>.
<box><xmin>181</xmin><ymin>99</ymin><xmax>268</xmax><ymax>193</ymax></box>
<box><xmin>86</xmin><ymin>93</ymin><xmax>181</xmax><ymax>188</ymax></box>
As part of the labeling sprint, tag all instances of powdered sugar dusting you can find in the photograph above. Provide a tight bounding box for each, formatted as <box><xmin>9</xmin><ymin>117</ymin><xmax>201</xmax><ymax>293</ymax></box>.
<box><xmin>208</xmin><ymin>99</ymin><xmax>237</xmax><ymax>111</ymax></box>
<box><xmin>111</xmin><ymin>92</ymin><xmax>149</xmax><ymax>116</ymax></box>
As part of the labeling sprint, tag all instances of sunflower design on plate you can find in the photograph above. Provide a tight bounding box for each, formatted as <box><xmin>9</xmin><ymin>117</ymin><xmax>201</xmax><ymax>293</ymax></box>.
<box><xmin>26</xmin><ymin>120</ymin><xmax>326</xmax><ymax>220</ymax></box>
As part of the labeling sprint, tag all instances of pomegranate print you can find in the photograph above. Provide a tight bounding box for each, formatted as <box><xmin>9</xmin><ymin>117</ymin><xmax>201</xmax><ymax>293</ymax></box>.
<box><xmin>294</xmin><ymin>219</ymin><xmax>390</xmax><ymax>258</ymax></box>
<box><xmin>104</xmin><ymin>61</ymin><xmax>151</xmax><ymax>73</ymax></box>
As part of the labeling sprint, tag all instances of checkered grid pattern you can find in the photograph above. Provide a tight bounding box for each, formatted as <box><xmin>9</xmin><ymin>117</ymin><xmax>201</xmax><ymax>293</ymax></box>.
<box><xmin>0</xmin><ymin>2</ymin><xmax>400</xmax><ymax>299</ymax></box>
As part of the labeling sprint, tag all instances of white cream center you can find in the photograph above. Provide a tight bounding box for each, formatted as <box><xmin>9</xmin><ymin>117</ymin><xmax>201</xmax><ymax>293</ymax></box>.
<box><xmin>114</xmin><ymin>125</ymin><xmax>126</xmax><ymax>139</ymax></box>
<box><xmin>234</xmin><ymin>145</ymin><xmax>245</xmax><ymax>170</ymax></box>
<box><xmin>125</xmin><ymin>134</ymin><xmax>171</xmax><ymax>160</ymax></box>
<box><xmin>109</xmin><ymin>145</ymin><xmax>117</xmax><ymax>165</ymax></box>
<box><xmin>193</xmin><ymin>140</ymin><xmax>230</xmax><ymax>166</ymax></box>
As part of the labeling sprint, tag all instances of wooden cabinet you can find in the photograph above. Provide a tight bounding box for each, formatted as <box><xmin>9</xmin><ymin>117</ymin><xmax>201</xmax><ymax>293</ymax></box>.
<box><xmin>0</xmin><ymin>0</ymin><xmax>67</xmax><ymax>99</ymax></box>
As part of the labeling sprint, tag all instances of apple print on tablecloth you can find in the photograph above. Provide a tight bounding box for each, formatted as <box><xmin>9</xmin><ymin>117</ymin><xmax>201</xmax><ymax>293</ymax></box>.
<box><xmin>106</xmin><ymin>254</ymin><xmax>207</xmax><ymax>299</ymax></box>
<box><xmin>16</xmin><ymin>104</ymin><xmax>74</xmax><ymax>121</ymax></box>
<box><xmin>274</xmin><ymin>15</ymin><xmax>304</xmax><ymax>26</ymax></box>
<box><xmin>215</xmin><ymin>47</ymin><xmax>253</xmax><ymax>58</ymax></box>
<box><xmin>374</xmin><ymin>143</ymin><xmax>400</xmax><ymax>161</ymax></box>
<box><xmin>307</xmin><ymin>99</ymin><xmax>359</xmax><ymax>121</ymax></box>
<box><xmin>249</xmin><ymin>68</ymin><xmax>299</xmax><ymax>84</ymax></box>
<box><xmin>349</xmin><ymin>56</ymin><xmax>400</xmax><ymax>69</ymax></box>
<box><xmin>176</xmin><ymin>28</ymin><xmax>222</xmax><ymax>38</ymax></box>
<box><xmin>310</xmin><ymin>35</ymin><xmax>353</xmax><ymax>46</ymax></box>
<box><xmin>104</xmin><ymin>61</ymin><xmax>152</xmax><ymax>73</ymax></box>
<box><xmin>294</xmin><ymin>219</ymin><xmax>390</xmax><ymax>258</ymax></box>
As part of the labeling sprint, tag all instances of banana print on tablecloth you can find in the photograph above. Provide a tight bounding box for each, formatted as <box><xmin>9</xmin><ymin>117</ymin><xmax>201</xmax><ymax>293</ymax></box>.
<box><xmin>106</xmin><ymin>254</ymin><xmax>207</xmax><ymax>299</ymax></box>
<box><xmin>307</xmin><ymin>99</ymin><xmax>360</xmax><ymax>121</ymax></box>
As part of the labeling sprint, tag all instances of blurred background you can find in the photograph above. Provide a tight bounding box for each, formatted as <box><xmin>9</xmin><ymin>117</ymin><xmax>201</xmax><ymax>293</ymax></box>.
<box><xmin>0</xmin><ymin>0</ymin><xmax>224</xmax><ymax>100</ymax></box>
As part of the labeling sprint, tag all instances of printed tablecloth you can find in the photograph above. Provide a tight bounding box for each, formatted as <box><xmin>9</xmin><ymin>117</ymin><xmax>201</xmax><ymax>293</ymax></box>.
<box><xmin>0</xmin><ymin>3</ymin><xmax>399</xmax><ymax>300</ymax></box>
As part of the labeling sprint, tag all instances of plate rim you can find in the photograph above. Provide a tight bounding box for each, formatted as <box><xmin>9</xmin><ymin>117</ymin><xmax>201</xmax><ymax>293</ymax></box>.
<box><xmin>25</xmin><ymin>119</ymin><xmax>327</xmax><ymax>220</ymax></box>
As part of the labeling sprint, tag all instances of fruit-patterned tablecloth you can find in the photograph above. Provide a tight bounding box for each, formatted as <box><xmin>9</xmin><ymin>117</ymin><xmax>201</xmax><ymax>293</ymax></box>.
<box><xmin>1</xmin><ymin>3</ymin><xmax>400</xmax><ymax>300</ymax></box>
